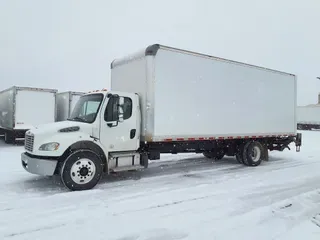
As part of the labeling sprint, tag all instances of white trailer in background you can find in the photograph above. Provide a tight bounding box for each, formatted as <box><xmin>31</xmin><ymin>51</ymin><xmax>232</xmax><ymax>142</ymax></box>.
<box><xmin>21</xmin><ymin>44</ymin><xmax>302</xmax><ymax>191</ymax></box>
<box><xmin>0</xmin><ymin>86</ymin><xmax>57</xmax><ymax>143</ymax></box>
<box><xmin>297</xmin><ymin>105</ymin><xmax>320</xmax><ymax>130</ymax></box>
<box><xmin>55</xmin><ymin>91</ymin><xmax>85</xmax><ymax>122</ymax></box>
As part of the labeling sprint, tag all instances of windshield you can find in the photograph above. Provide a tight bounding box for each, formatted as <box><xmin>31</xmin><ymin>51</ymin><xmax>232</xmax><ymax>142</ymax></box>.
<box><xmin>68</xmin><ymin>93</ymin><xmax>103</xmax><ymax>123</ymax></box>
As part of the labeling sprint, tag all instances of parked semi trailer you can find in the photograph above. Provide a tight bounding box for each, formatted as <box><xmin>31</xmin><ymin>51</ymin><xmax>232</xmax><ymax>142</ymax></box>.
<box><xmin>21</xmin><ymin>44</ymin><xmax>302</xmax><ymax>191</ymax></box>
<box><xmin>297</xmin><ymin>105</ymin><xmax>320</xmax><ymax>130</ymax></box>
<box><xmin>56</xmin><ymin>91</ymin><xmax>85</xmax><ymax>122</ymax></box>
<box><xmin>0</xmin><ymin>86</ymin><xmax>57</xmax><ymax>143</ymax></box>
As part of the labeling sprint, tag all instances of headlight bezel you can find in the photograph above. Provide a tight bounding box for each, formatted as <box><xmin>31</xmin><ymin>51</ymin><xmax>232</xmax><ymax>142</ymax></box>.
<box><xmin>39</xmin><ymin>142</ymin><xmax>60</xmax><ymax>151</ymax></box>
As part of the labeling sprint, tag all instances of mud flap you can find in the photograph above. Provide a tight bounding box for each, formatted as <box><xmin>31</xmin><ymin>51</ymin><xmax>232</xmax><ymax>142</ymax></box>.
<box><xmin>295</xmin><ymin>133</ymin><xmax>302</xmax><ymax>152</ymax></box>
<box><xmin>263</xmin><ymin>146</ymin><xmax>269</xmax><ymax>161</ymax></box>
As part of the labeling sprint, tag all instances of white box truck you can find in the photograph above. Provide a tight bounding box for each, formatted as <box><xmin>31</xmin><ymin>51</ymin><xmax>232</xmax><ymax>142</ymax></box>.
<box><xmin>21</xmin><ymin>44</ymin><xmax>302</xmax><ymax>191</ymax></box>
<box><xmin>0</xmin><ymin>86</ymin><xmax>57</xmax><ymax>143</ymax></box>
<box><xmin>55</xmin><ymin>91</ymin><xmax>85</xmax><ymax>122</ymax></box>
<box><xmin>297</xmin><ymin>105</ymin><xmax>320</xmax><ymax>130</ymax></box>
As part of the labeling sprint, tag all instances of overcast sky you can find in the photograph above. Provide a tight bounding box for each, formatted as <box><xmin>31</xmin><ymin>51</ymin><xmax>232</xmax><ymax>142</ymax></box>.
<box><xmin>0</xmin><ymin>0</ymin><xmax>319</xmax><ymax>105</ymax></box>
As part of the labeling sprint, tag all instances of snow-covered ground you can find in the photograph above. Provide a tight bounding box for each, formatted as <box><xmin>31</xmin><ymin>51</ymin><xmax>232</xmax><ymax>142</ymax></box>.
<box><xmin>1</xmin><ymin>131</ymin><xmax>320</xmax><ymax>240</ymax></box>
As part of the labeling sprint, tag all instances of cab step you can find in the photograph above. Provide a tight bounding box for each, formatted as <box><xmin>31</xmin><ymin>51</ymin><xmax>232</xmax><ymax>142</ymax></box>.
<box><xmin>111</xmin><ymin>165</ymin><xmax>145</xmax><ymax>172</ymax></box>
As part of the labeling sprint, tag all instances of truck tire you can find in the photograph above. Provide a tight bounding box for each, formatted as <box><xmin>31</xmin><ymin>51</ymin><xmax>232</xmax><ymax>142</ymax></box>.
<box><xmin>214</xmin><ymin>150</ymin><xmax>225</xmax><ymax>160</ymax></box>
<box><xmin>242</xmin><ymin>141</ymin><xmax>264</xmax><ymax>167</ymax></box>
<box><xmin>60</xmin><ymin>150</ymin><xmax>104</xmax><ymax>191</ymax></box>
<box><xmin>203</xmin><ymin>150</ymin><xmax>225</xmax><ymax>160</ymax></box>
<box><xmin>203</xmin><ymin>152</ymin><xmax>213</xmax><ymax>159</ymax></box>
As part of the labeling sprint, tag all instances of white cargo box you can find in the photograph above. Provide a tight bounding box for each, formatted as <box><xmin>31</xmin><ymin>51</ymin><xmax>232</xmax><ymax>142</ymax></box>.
<box><xmin>297</xmin><ymin>105</ymin><xmax>320</xmax><ymax>125</ymax></box>
<box><xmin>111</xmin><ymin>44</ymin><xmax>297</xmax><ymax>142</ymax></box>
<box><xmin>56</xmin><ymin>91</ymin><xmax>85</xmax><ymax>121</ymax></box>
<box><xmin>0</xmin><ymin>86</ymin><xmax>57</xmax><ymax>131</ymax></box>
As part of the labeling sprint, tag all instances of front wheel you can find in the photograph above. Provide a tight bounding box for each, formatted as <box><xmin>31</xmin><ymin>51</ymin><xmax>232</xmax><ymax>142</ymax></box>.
<box><xmin>60</xmin><ymin>150</ymin><xmax>104</xmax><ymax>191</ymax></box>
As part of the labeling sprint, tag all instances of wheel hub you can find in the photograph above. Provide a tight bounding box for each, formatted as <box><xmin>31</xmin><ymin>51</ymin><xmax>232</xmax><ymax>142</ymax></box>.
<box><xmin>79</xmin><ymin>167</ymin><xmax>89</xmax><ymax>176</ymax></box>
<box><xmin>251</xmin><ymin>146</ymin><xmax>261</xmax><ymax>162</ymax></box>
<box><xmin>70</xmin><ymin>158</ymin><xmax>96</xmax><ymax>184</ymax></box>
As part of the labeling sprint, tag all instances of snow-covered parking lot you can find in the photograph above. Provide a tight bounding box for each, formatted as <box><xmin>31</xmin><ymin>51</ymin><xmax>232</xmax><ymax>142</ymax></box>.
<box><xmin>1</xmin><ymin>130</ymin><xmax>320</xmax><ymax>240</ymax></box>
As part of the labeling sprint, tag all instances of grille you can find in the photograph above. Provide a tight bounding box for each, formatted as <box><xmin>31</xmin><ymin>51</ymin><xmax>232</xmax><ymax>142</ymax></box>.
<box><xmin>25</xmin><ymin>132</ymin><xmax>34</xmax><ymax>152</ymax></box>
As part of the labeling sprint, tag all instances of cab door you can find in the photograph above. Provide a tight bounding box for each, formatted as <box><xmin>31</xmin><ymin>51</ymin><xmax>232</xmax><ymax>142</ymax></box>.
<box><xmin>99</xmin><ymin>93</ymin><xmax>141</xmax><ymax>152</ymax></box>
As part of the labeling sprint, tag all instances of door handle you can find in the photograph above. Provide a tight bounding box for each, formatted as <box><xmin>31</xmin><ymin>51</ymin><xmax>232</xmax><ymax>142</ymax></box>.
<box><xmin>130</xmin><ymin>129</ymin><xmax>136</xmax><ymax>139</ymax></box>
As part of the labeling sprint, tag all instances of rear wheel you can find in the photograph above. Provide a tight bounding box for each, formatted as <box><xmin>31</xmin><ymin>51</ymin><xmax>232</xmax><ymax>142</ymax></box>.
<box><xmin>60</xmin><ymin>150</ymin><xmax>104</xmax><ymax>191</ymax></box>
<box><xmin>242</xmin><ymin>141</ymin><xmax>265</xmax><ymax>167</ymax></box>
<box><xmin>203</xmin><ymin>150</ymin><xmax>225</xmax><ymax>160</ymax></box>
<box><xmin>214</xmin><ymin>150</ymin><xmax>225</xmax><ymax>160</ymax></box>
<box><xmin>203</xmin><ymin>152</ymin><xmax>213</xmax><ymax>159</ymax></box>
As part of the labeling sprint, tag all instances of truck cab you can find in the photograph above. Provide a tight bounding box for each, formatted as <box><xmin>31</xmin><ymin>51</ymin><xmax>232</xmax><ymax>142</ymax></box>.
<box><xmin>21</xmin><ymin>90</ymin><xmax>146</xmax><ymax>191</ymax></box>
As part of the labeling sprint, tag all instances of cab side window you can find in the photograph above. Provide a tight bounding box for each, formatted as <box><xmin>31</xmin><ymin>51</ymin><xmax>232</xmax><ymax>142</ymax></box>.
<box><xmin>122</xmin><ymin>97</ymin><xmax>132</xmax><ymax>119</ymax></box>
<box><xmin>104</xmin><ymin>96</ymin><xmax>132</xmax><ymax>122</ymax></box>
<box><xmin>104</xmin><ymin>96</ymin><xmax>118</xmax><ymax>122</ymax></box>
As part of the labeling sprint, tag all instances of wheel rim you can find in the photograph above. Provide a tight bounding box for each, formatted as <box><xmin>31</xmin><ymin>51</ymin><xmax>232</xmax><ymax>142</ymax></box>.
<box><xmin>251</xmin><ymin>146</ymin><xmax>261</xmax><ymax>162</ymax></box>
<box><xmin>70</xmin><ymin>158</ymin><xmax>96</xmax><ymax>184</ymax></box>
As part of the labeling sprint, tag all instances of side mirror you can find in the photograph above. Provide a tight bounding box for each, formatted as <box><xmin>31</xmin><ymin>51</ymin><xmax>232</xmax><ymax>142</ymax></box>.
<box><xmin>107</xmin><ymin>95</ymin><xmax>125</xmax><ymax>128</ymax></box>
<box><xmin>118</xmin><ymin>97</ymin><xmax>125</xmax><ymax>123</ymax></box>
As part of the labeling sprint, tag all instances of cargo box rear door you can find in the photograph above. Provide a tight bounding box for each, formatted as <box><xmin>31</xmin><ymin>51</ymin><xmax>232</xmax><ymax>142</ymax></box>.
<box><xmin>15</xmin><ymin>90</ymin><xmax>55</xmax><ymax>130</ymax></box>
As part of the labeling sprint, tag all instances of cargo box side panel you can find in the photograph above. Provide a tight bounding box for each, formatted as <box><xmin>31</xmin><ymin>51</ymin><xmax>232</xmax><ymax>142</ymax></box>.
<box><xmin>15</xmin><ymin>90</ymin><xmax>56</xmax><ymax>129</ymax></box>
<box><xmin>56</xmin><ymin>92</ymin><xmax>71</xmax><ymax>122</ymax></box>
<box><xmin>0</xmin><ymin>88</ymin><xmax>15</xmax><ymax>129</ymax></box>
<box><xmin>153</xmin><ymin>49</ymin><xmax>296</xmax><ymax>140</ymax></box>
<box><xmin>111</xmin><ymin>56</ymin><xmax>152</xmax><ymax>140</ymax></box>
<box><xmin>297</xmin><ymin>106</ymin><xmax>320</xmax><ymax>124</ymax></box>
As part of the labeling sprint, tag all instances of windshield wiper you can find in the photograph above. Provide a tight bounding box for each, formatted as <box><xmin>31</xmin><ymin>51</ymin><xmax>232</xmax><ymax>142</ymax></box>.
<box><xmin>67</xmin><ymin>117</ymin><xmax>86</xmax><ymax>122</ymax></box>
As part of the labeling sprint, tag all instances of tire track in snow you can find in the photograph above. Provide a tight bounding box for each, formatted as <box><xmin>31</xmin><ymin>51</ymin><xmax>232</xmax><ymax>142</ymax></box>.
<box><xmin>4</xmin><ymin>223</ymin><xmax>66</xmax><ymax>239</ymax></box>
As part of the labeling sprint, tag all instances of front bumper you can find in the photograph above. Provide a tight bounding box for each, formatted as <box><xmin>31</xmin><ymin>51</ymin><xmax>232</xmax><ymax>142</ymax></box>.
<box><xmin>21</xmin><ymin>152</ymin><xmax>58</xmax><ymax>176</ymax></box>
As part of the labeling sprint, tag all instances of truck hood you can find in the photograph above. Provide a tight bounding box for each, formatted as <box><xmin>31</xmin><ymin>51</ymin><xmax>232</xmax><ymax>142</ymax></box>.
<box><xmin>27</xmin><ymin>121</ymin><xmax>92</xmax><ymax>136</ymax></box>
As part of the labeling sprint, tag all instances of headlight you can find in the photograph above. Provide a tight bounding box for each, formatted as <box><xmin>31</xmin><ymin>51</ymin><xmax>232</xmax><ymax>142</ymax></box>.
<box><xmin>39</xmin><ymin>142</ymin><xmax>60</xmax><ymax>151</ymax></box>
